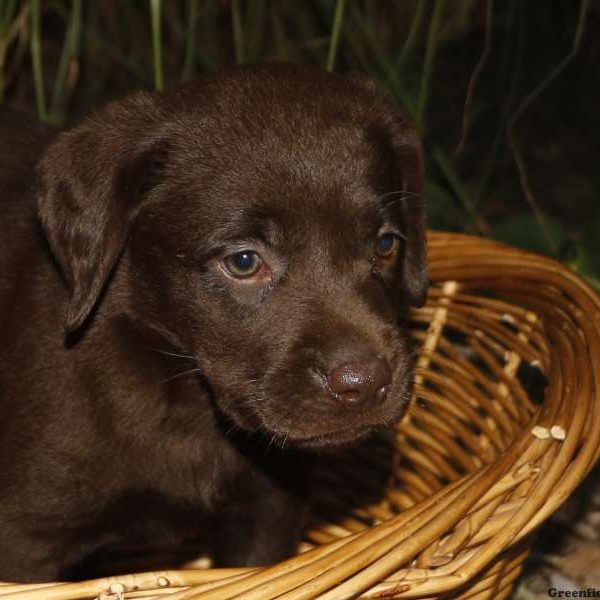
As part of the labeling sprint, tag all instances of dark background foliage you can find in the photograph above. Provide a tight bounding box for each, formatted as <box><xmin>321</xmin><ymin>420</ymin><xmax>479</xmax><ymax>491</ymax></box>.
<box><xmin>1</xmin><ymin>2</ymin><xmax>599</xmax><ymax>595</ymax></box>
<box><xmin>1</xmin><ymin>0</ymin><xmax>598</xmax><ymax>287</ymax></box>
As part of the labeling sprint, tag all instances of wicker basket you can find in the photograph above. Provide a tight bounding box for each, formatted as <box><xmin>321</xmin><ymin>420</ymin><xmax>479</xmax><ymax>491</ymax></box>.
<box><xmin>1</xmin><ymin>231</ymin><xmax>599</xmax><ymax>600</ymax></box>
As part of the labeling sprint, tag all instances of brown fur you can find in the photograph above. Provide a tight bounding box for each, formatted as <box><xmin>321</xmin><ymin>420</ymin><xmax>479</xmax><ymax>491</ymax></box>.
<box><xmin>0</xmin><ymin>63</ymin><xmax>426</xmax><ymax>582</ymax></box>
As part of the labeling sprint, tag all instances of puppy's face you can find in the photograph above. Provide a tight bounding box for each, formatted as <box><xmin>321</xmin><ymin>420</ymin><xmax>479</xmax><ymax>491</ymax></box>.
<box><xmin>38</xmin><ymin>64</ymin><xmax>427</xmax><ymax>448</ymax></box>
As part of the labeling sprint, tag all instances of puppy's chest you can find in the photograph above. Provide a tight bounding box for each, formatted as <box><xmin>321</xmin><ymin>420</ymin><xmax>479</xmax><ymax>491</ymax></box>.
<box><xmin>115</xmin><ymin>429</ymin><xmax>247</xmax><ymax>511</ymax></box>
<box><xmin>69</xmin><ymin>346</ymin><xmax>260</xmax><ymax>527</ymax></box>
<box><xmin>61</xmin><ymin>432</ymin><xmax>248</xmax><ymax>552</ymax></box>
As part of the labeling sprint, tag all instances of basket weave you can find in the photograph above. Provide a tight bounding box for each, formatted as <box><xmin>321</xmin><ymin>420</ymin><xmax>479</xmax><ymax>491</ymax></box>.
<box><xmin>1</xmin><ymin>231</ymin><xmax>599</xmax><ymax>600</ymax></box>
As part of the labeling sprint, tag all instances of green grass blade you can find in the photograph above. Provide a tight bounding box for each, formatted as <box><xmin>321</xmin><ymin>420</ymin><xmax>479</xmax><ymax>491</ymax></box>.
<box><xmin>246</xmin><ymin>0</ymin><xmax>265</xmax><ymax>62</ymax></box>
<box><xmin>397</xmin><ymin>0</ymin><xmax>427</xmax><ymax>70</ymax></box>
<box><xmin>30</xmin><ymin>0</ymin><xmax>47</xmax><ymax>120</ymax></box>
<box><xmin>507</xmin><ymin>0</ymin><xmax>589</xmax><ymax>254</ymax></box>
<box><xmin>454</xmin><ymin>0</ymin><xmax>493</xmax><ymax>156</ymax></box>
<box><xmin>326</xmin><ymin>0</ymin><xmax>346</xmax><ymax>72</ymax></box>
<box><xmin>49</xmin><ymin>0</ymin><xmax>83</xmax><ymax>124</ymax></box>
<box><xmin>231</xmin><ymin>0</ymin><xmax>244</xmax><ymax>64</ymax></box>
<box><xmin>349</xmin><ymin>5</ymin><xmax>413</xmax><ymax>112</ymax></box>
<box><xmin>1</xmin><ymin>0</ymin><xmax>17</xmax><ymax>31</ymax></box>
<box><xmin>475</xmin><ymin>1</ymin><xmax>523</xmax><ymax>207</ymax></box>
<box><xmin>416</xmin><ymin>0</ymin><xmax>446</xmax><ymax>132</ymax></box>
<box><xmin>432</xmin><ymin>145</ymin><xmax>489</xmax><ymax>235</ymax></box>
<box><xmin>271</xmin><ymin>10</ymin><xmax>289</xmax><ymax>62</ymax></box>
<box><xmin>150</xmin><ymin>0</ymin><xmax>163</xmax><ymax>90</ymax></box>
<box><xmin>182</xmin><ymin>0</ymin><xmax>198</xmax><ymax>80</ymax></box>
<box><xmin>0</xmin><ymin>0</ymin><xmax>19</xmax><ymax>104</ymax></box>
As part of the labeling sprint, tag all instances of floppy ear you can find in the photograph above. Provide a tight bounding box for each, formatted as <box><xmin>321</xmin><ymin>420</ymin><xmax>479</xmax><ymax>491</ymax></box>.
<box><xmin>390</xmin><ymin>117</ymin><xmax>428</xmax><ymax>308</ymax></box>
<box><xmin>346</xmin><ymin>72</ymin><xmax>428</xmax><ymax>307</ymax></box>
<box><xmin>37</xmin><ymin>92</ymin><xmax>167</xmax><ymax>332</ymax></box>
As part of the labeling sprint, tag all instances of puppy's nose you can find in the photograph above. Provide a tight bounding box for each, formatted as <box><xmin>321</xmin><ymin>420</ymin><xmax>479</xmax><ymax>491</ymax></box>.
<box><xmin>327</xmin><ymin>357</ymin><xmax>392</xmax><ymax>407</ymax></box>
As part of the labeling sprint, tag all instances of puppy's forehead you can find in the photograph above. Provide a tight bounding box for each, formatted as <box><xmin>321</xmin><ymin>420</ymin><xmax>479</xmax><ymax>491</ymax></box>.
<box><xmin>245</xmin><ymin>181</ymin><xmax>379</xmax><ymax>244</ymax></box>
<box><xmin>193</xmin><ymin>173</ymin><xmax>380</xmax><ymax>256</ymax></box>
<box><xmin>192</xmin><ymin>127</ymin><xmax>385</xmax><ymax>247</ymax></box>
<box><xmin>159</xmin><ymin>65</ymin><xmax>402</xmax><ymax>246</ymax></box>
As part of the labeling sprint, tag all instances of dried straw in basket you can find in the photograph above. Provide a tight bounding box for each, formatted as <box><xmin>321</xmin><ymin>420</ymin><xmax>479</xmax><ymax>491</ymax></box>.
<box><xmin>1</xmin><ymin>231</ymin><xmax>598</xmax><ymax>600</ymax></box>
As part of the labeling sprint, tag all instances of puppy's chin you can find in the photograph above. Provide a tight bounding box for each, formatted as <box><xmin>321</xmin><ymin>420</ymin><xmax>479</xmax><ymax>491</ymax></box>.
<box><xmin>272</xmin><ymin>425</ymin><xmax>380</xmax><ymax>450</ymax></box>
<box><xmin>269</xmin><ymin>403</ymin><xmax>410</xmax><ymax>450</ymax></box>
<box><xmin>219</xmin><ymin>395</ymin><xmax>410</xmax><ymax>451</ymax></box>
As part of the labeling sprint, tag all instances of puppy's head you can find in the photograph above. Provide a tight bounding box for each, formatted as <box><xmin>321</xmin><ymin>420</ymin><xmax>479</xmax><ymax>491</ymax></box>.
<box><xmin>38</xmin><ymin>64</ymin><xmax>427</xmax><ymax>448</ymax></box>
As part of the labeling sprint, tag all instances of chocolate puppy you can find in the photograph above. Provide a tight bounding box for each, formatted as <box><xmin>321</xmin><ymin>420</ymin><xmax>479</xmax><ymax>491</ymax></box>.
<box><xmin>0</xmin><ymin>63</ymin><xmax>427</xmax><ymax>582</ymax></box>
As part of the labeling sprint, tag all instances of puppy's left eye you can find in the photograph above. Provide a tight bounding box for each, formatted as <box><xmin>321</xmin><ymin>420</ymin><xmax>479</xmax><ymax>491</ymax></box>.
<box><xmin>222</xmin><ymin>251</ymin><xmax>264</xmax><ymax>278</ymax></box>
<box><xmin>375</xmin><ymin>233</ymin><xmax>399</xmax><ymax>259</ymax></box>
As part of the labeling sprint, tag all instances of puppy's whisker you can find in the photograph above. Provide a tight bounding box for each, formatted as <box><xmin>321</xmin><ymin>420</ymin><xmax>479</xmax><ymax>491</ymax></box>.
<box><xmin>161</xmin><ymin>367</ymin><xmax>202</xmax><ymax>384</ymax></box>
<box><xmin>282</xmin><ymin>430</ymin><xmax>291</xmax><ymax>450</ymax></box>
<box><xmin>377</xmin><ymin>189</ymin><xmax>418</xmax><ymax>201</ymax></box>
<box><xmin>264</xmin><ymin>429</ymin><xmax>278</xmax><ymax>455</ymax></box>
<box><xmin>383</xmin><ymin>194</ymin><xmax>424</xmax><ymax>208</ymax></box>
<box><xmin>145</xmin><ymin>346</ymin><xmax>196</xmax><ymax>361</ymax></box>
<box><xmin>239</xmin><ymin>377</ymin><xmax>264</xmax><ymax>386</ymax></box>
<box><xmin>232</xmin><ymin>395</ymin><xmax>264</xmax><ymax>409</ymax></box>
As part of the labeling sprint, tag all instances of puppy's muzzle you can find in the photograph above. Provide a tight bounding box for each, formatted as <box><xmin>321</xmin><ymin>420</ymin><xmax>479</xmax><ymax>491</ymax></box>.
<box><xmin>326</xmin><ymin>356</ymin><xmax>392</xmax><ymax>408</ymax></box>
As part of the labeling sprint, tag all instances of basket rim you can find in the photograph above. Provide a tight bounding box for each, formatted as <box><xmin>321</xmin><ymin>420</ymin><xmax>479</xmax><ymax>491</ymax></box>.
<box><xmin>2</xmin><ymin>231</ymin><xmax>599</xmax><ymax>600</ymax></box>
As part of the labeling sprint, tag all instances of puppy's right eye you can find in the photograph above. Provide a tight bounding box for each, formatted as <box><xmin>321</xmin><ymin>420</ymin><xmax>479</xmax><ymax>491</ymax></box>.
<box><xmin>221</xmin><ymin>251</ymin><xmax>263</xmax><ymax>278</ymax></box>
<box><xmin>375</xmin><ymin>233</ymin><xmax>398</xmax><ymax>258</ymax></box>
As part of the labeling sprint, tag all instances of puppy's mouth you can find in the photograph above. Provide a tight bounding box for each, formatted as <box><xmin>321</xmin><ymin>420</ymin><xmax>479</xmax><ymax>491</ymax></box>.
<box><xmin>265</xmin><ymin>394</ymin><xmax>410</xmax><ymax>449</ymax></box>
<box><xmin>224</xmin><ymin>383</ymin><xmax>411</xmax><ymax>450</ymax></box>
<box><xmin>269</xmin><ymin>421</ymin><xmax>391</xmax><ymax>449</ymax></box>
